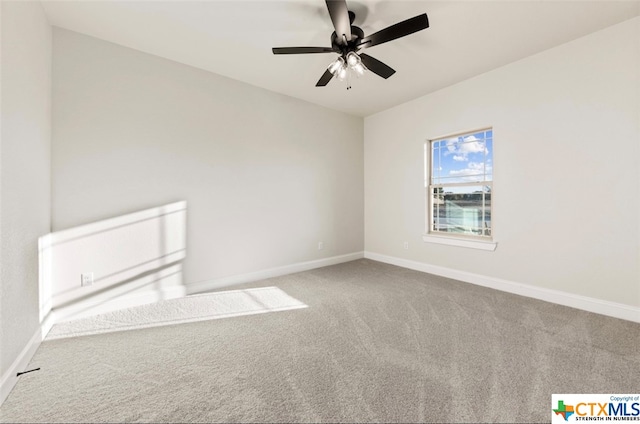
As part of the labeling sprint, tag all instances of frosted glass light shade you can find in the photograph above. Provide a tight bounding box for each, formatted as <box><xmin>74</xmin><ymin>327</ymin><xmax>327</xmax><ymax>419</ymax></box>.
<box><xmin>328</xmin><ymin>57</ymin><xmax>345</xmax><ymax>76</ymax></box>
<box><xmin>346</xmin><ymin>52</ymin><xmax>360</xmax><ymax>67</ymax></box>
<box><xmin>337</xmin><ymin>65</ymin><xmax>348</xmax><ymax>81</ymax></box>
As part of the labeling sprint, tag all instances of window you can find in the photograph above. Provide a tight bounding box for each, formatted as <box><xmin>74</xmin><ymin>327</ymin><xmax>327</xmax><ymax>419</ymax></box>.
<box><xmin>425</xmin><ymin>128</ymin><xmax>495</xmax><ymax>249</ymax></box>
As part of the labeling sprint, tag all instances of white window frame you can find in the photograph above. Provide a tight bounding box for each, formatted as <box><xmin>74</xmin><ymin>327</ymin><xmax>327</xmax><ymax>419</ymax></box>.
<box><xmin>423</xmin><ymin>128</ymin><xmax>497</xmax><ymax>251</ymax></box>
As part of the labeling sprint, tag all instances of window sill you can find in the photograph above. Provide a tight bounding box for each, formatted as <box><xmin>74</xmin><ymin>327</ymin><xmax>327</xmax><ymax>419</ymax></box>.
<box><xmin>422</xmin><ymin>234</ymin><xmax>497</xmax><ymax>251</ymax></box>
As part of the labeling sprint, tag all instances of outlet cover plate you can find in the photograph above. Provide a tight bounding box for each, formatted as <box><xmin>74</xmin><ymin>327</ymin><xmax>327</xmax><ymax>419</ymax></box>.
<box><xmin>81</xmin><ymin>273</ymin><xmax>94</xmax><ymax>287</ymax></box>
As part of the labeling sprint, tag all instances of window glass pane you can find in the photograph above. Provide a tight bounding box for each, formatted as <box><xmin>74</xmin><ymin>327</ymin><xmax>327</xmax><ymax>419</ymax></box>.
<box><xmin>433</xmin><ymin>132</ymin><xmax>492</xmax><ymax>184</ymax></box>
<box><xmin>429</xmin><ymin>128</ymin><xmax>493</xmax><ymax>239</ymax></box>
<box><xmin>432</xmin><ymin>185</ymin><xmax>491</xmax><ymax>237</ymax></box>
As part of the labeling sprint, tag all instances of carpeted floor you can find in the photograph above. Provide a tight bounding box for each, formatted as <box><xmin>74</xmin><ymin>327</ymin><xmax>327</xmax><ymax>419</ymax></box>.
<box><xmin>1</xmin><ymin>259</ymin><xmax>638</xmax><ymax>423</ymax></box>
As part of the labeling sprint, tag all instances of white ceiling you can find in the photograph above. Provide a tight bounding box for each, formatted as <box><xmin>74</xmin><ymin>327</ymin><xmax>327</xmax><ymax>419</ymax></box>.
<box><xmin>41</xmin><ymin>0</ymin><xmax>640</xmax><ymax>117</ymax></box>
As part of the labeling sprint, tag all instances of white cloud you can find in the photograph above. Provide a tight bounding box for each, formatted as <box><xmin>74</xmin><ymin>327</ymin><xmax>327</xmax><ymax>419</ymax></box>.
<box><xmin>450</xmin><ymin>162</ymin><xmax>483</xmax><ymax>175</ymax></box>
<box><xmin>459</xmin><ymin>136</ymin><xmax>487</xmax><ymax>155</ymax></box>
<box><xmin>443</xmin><ymin>136</ymin><xmax>488</xmax><ymax>160</ymax></box>
<box><xmin>446</xmin><ymin>139</ymin><xmax>457</xmax><ymax>154</ymax></box>
<box><xmin>449</xmin><ymin>162</ymin><xmax>492</xmax><ymax>181</ymax></box>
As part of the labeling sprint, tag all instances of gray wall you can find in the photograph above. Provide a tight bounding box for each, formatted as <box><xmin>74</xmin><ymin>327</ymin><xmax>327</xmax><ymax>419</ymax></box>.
<box><xmin>364</xmin><ymin>17</ymin><xmax>640</xmax><ymax>307</ymax></box>
<box><xmin>52</xmin><ymin>28</ymin><xmax>364</xmax><ymax>286</ymax></box>
<box><xmin>0</xmin><ymin>1</ymin><xmax>52</xmax><ymax>375</ymax></box>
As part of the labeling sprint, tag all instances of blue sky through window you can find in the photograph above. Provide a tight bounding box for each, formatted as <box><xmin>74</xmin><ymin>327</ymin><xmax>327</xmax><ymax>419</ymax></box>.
<box><xmin>431</xmin><ymin>129</ymin><xmax>493</xmax><ymax>190</ymax></box>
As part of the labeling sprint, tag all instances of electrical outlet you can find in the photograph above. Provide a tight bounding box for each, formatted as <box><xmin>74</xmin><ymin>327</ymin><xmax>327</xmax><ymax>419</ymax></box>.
<box><xmin>403</xmin><ymin>241</ymin><xmax>409</xmax><ymax>250</ymax></box>
<box><xmin>318</xmin><ymin>241</ymin><xmax>324</xmax><ymax>250</ymax></box>
<box><xmin>81</xmin><ymin>273</ymin><xmax>94</xmax><ymax>287</ymax></box>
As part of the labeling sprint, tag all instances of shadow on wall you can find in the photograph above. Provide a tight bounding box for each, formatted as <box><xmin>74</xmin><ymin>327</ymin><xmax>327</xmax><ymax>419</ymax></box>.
<box><xmin>39</xmin><ymin>201</ymin><xmax>187</xmax><ymax>327</ymax></box>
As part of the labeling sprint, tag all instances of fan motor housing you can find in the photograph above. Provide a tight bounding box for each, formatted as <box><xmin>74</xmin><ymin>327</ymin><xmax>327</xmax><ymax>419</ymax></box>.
<box><xmin>331</xmin><ymin>26</ymin><xmax>365</xmax><ymax>54</ymax></box>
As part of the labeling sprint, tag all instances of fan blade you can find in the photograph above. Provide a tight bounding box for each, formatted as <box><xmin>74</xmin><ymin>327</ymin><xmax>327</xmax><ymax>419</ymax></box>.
<box><xmin>272</xmin><ymin>47</ymin><xmax>335</xmax><ymax>55</ymax></box>
<box><xmin>358</xmin><ymin>13</ymin><xmax>429</xmax><ymax>49</ymax></box>
<box><xmin>360</xmin><ymin>53</ymin><xmax>396</xmax><ymax>79</ymax></box>
<box><xmin>325</xmin><ymin>0</ymin><xmax>351</xmax><ymax>44</ymax></box>
<box><xmin>316</xmin><ymin>69</ymin><xmax>334</xmax><ymax>87</ymax></box>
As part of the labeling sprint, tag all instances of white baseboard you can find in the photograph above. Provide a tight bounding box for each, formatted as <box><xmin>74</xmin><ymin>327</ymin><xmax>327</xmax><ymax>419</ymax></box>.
<box><xmin>364</xmin><ymin>251</ymin><xmax>640</xmax><ymax>323</ymax></box>
<box><xmin>54</xmin><ymin>283</ymin><xmax>187</xmax><ymax>324</ymax></box>
<box><xmin>1</xmin><ymin>281</ymin><xmax>186</xmax><ymax>407</ymax></box>
<box><xmin>187</xmin><ymin>251</ymin><xmax>365</xmax><ymax>294</ymax></box>
<box><xmin>0</xmin><ymin>327</ymin><xmax>43</xmax><ymax>406</ymax></box>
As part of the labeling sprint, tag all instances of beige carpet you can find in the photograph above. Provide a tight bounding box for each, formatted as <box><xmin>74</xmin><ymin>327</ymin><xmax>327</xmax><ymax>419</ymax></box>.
<box><xmin>1</xmin><ymin>259</ymin><xmax>638</xmax><ymax>423</ymax></box>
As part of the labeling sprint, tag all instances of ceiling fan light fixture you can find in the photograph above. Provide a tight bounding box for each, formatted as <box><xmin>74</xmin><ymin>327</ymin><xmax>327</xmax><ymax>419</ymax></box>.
<box><xmin>352</xmin><ymin>62</ymin><xmax>366</xmax><ymax>77</ymax></box>
<box><xmin>337</xmin><ymin>64</ymin><xmax>348</xmax><ymax>81</ymax></box>
<box><xmin>346</xmin><ymin>51</ymin><xmax>360</xmax><ymax>67</ymax></box>
<box><xmin>328</xmin><ymin>56</ymin><xmax>345</xmax><ymax>76</ymax></box>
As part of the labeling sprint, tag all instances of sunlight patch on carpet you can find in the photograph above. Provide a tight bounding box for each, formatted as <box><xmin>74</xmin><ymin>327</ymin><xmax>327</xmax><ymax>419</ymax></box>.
<box><xmin>46</xmin><ymin>287</ymin><xmax>308</xmax><ymax>340</ymax></box>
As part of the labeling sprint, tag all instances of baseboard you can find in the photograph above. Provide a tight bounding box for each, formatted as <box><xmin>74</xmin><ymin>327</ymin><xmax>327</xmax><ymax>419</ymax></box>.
<box><xmin>1</xmin><ymin>279</ymin><xmax>186</xmax><ymax>408</ymax></box>
<box><xmin>187</xmin><ymin>251</ymin><xmax>365</xmax><ymax>294</ymax></box>
<box><xmin>40</xmin><ymin>311</ymin><xmax>57</xmax><ymax>341</ymax></box>
<box><xmin>54</xmin><ymin>282</ymin><xmax>187</xmax><ymax>324</ymax></box>
<box><xmin>364</xmin><ymin>251</ymin><xmax>640</xmax><ymax>323</ymax></box>
<box><xmin>0</xmin><ymin>326</ymin><xmax>43</xmax><ymax>406</ymax></box>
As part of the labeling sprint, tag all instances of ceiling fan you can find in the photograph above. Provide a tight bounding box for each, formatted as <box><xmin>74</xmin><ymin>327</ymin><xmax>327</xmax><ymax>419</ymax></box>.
<box><xmin>272</xmin><ymin>0</ymin><xmax>429</xmax><ymax>88</ymax></box>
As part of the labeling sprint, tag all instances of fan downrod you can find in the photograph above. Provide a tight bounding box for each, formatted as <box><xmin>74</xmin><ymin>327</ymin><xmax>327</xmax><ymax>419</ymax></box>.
<box><xmin>330</xmin><ymin>11</ymin><xmax>364</xmax><ymax>55</ymax></box>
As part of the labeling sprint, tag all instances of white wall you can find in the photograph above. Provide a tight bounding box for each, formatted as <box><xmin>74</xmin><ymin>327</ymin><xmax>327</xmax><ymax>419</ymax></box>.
<box><xmin>44</xmin><ymin>201</ymin><xmax>187</xmax><ymax>324</ymax></box>
<box><xmin>0</xmin><ymin>0</ymin><xmax>51</xmax><ymax>400</ymax></box>
<box><xmin>52</xmin><ymin>28</ymin><xmax>364</xmax><ymax>287</ymax></box>
<box><xmin>365</xmin><ymin>17</ymin><xmax>640</xmax><ymax>308</ymax></box>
